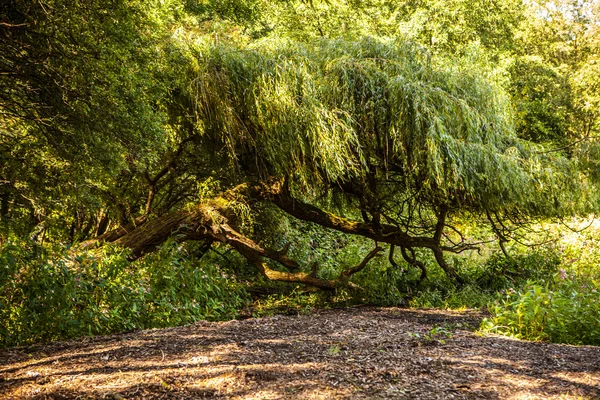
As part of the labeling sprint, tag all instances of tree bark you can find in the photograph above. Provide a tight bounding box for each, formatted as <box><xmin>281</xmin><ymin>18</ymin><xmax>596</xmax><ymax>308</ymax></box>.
<box><xmin>98</xmin><ymin>191</ymin><xmax>383</xmax><ymax>289</ymax></box>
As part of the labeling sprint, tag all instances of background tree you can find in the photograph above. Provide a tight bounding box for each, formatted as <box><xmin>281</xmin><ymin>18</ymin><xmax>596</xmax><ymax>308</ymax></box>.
<box><xmin>0</xmin><ymin>0</ymin><xmax>198</xmax><ymax>239</ymax></box>
<box><xmin>509</xmin><ymin>0</ymin><xmax>600</xmax><ymax>147</ymax></box>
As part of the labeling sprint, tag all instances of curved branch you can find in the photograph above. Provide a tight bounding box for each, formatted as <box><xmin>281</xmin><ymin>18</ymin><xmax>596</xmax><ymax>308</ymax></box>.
<box><xmin>400</xmin><ymin>246</ymin><xmax>427</xmax><ymax>282</ymax></box>
<box><xmin>214</xmin><ymin>223</ymin><xmax>382</xmax><ymax>290</ymax></box>
<box><xmin>253</xmin><ymin>180</ymin><xmax>437</xmax><ymax>249</ymax></box>
<box><xmin>389</xmin><ymin>244</ymin><xmax>401</xmax><ymax>270</ymax></box>
<box><xmin>434</xmin><ymin>205</ymin><xmax>447</xmax><ymax>243</ymax></box>
<box><xmin>431</xmin><ymin>247</ymin><xmax>464</xmax><ymax>284</ymax></box>
<box><xmin>340</xmin><ymin>246</ymin><xmax>384</xmax><ymax>280</ymax></box>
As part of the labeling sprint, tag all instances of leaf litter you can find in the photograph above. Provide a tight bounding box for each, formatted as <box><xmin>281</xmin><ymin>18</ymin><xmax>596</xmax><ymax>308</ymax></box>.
<box><xmin>0</xmin><ymin>307</ymin><xmax>598</xmax><ymax>399</ymax></box>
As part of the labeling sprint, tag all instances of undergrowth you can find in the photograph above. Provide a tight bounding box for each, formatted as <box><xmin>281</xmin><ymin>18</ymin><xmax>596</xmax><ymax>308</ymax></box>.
<box><xmin>480</xmin><ymin>225</ymin><xmax>600</xmax><ymax>346</ymax></box>
<box><xmin>2</xmin><ymin>220</ymin><xmax>600</xmax><ymax>347</ymax></box>
<box><xmin>0</xmin><ymin>239</ymin><xmax>249</xmax><ymax>347</ymax></box>
<box><xmin>481</xmin><ymin>272</ymin><xmax>600</xmax><ymax>345</ymax></box>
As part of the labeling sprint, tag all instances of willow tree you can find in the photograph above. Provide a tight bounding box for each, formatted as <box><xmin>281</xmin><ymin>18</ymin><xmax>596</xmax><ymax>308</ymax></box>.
<box><xmin>103</xmin><ymin>37</ymin><xmax>590</xmax><ymax>289</ymax></box>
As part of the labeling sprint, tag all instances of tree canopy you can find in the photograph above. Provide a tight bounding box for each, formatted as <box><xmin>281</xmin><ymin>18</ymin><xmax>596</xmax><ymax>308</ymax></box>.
<box><xmin>1</xmin><ymin>0</ymin><xmax>599</xmax><ymax>289</ymax></box>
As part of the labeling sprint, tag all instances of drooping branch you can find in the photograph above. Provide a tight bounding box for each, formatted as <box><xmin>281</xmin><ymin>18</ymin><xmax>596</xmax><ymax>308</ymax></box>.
<box><xmin>252</xmin><ymin>179</ymin><xmax>466</xmax><ymax>282</ymax></box>
<box><xmin>432</xmin><ymin>246</ymin><xmax>464</xmax><ymax>284</ymax></box>
<box><xmin>212</xmin><ymin>223</ymin><xmax>383</xmax><ymax>290</ymax></box>
<box><xmin>389</xmin><ymin>244</ymin><xmax>401</xmax><ymax>270</ymax></box>
<box><xmin>339</xmin><ymin>246</ymin><xmax>384</xmax><ymax>280</ymax></box>
<box><xmin>252</xmin><ymin>180</ymin><xmax>438</xmax><ymax>249</ymax></box>
<box><xmin>399</xmin><ymin>246</ymin><xmax>427</xmax><ymax>282</ymax></box>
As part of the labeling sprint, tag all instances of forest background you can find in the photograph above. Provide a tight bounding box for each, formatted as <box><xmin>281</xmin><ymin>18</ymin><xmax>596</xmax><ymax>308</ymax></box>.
<box><xmin>1</xmin><ymin>0</ymin><xmax>600</xmax><ymax>347</ymax></box>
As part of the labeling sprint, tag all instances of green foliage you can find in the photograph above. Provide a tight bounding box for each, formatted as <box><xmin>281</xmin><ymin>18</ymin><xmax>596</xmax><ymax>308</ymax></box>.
<box><xmin>0</xmin><ymin>0</ymin><xmax>191</xmax><ymax>238</ymax></box>
<box><xmin>136</xmin><ymin>240</ymin><xmax>250</xmax><ymax>327</ymax></box>
<box><xmin>556</xmin><ymin>222</ymin><xmax>600</xmax><ymax>280</ymax></box>
<box><xmin>482</xmin><ymin>273</ymin><xmax>600</xmax><ymax>345</ymax></box>
<box><xmin>508</xmin><ymin>57</ymin><xmax>572</xmax><ymax>145</ymax></box>
<box><xmin>480</xmin><ymin>224</ymin><xmax>600</xmax><ymax>345</ymax></box>
<box><xmin>350</xmin><ymin>258</ymin><xmax>408</xmax><ymax>306</ymax></box>
<box><xmin>0</xmin><ymin>239</ymin><xmax>248</xmax><ymax>347</ymax></box>
<box><xmin>191</xmin><ymin>37</ymin><xmax>589</xmax><ymax>218</ymax></box>
<box><xmin>409</xmin><ymin>285</ymin><xmax>496</xmax><ymax>310</ymax></box>
<box><xmin>187</xmin><ymin>0</ymin><xmax>262</xmax><ymax>24</ymax></box>
<box><xmin>408</xmin><ymin>244</ymin><xmax>563</xmax><ymax>309</ymax></box>
<box><xmin>509</xmin><ymin>0</ymin><xmax>600</xmax><ymax>152</ymax></box>
<box><xmin>250</xmin><ymin>288</ymin><xmax>329</xmax><ymax>317</ymax></box>
<box><xmin>479</xmin><ymin>247</ymin><xmax>562</xmax><ymax>286</ymax></box>
<box><xmin>257</xmin><ymin>0</ymin><xmax>523</xmax><ymax>56</ymax></box>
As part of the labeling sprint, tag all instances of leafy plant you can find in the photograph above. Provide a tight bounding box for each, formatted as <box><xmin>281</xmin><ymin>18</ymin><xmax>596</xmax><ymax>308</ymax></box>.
<box><xmin>482</xmin><ymin>272</ymin><xmax>600</xmax><ymax>345</ymax></box>
<box><xmin>328</xmin><ymin>344</ymin><xmax>341</xmax><ymax>355</ymax></box>
<box><xmin>0</xmin><ymin>239</ymin><xmax>249</xmax><ymax>347</ymax></box>
<box><xmin>408</xmin><ymin>325</ymin><xmax>453</xmax><ymax>345</ymax></box>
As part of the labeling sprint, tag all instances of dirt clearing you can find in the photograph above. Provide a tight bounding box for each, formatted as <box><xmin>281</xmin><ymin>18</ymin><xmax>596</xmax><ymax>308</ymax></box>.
<box><xmin>1</xmin><ymin>307</ymin><xmax>599</xmax><ymax>399</ymax></box>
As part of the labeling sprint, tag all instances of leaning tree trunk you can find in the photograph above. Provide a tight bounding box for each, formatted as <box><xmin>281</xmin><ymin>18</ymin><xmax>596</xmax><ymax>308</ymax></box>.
<box><xmin>96</xmin><ymin>193</ymin><xmax>383</xmax><ymax>290</ymax></box>
<box><xmin>90</xmin><ymin>179</ymin><xmax>465</xmax><ymax>289</ymax></box>
<box><xmin>113</xmin><ymin>210</ymin><xmax>205</xmax><ymax>258</ymax></box>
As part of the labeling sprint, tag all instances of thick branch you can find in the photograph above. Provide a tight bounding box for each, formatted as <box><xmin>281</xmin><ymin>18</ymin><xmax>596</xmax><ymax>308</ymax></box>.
<box><xmin>340</xmin><ymin>246</ymin><xmax>384</xmax><ymax>280</ymax></box>
<box><xmin>105</xmin><ymin>194</ymin><xmax>381</xmax><ymax>289</ymax></box>
<box><xmin>114</xmin><ymin>209</ymin><xmax>206</xmax><ymax>258</ymax></box>
<box><xmin>389</xmin><ymin>244</ymin><xmax>401</xmax><ymax>270</ymax></box>
<box><xmin>93</xmin><ymin>180</ymin><xmax>464</xmax><ymax>285</ymax></box>
<box><xmin>432</xmin><ymin>247</ymin><xmax>464</xmax><ymax>284</ymax></box>
<box><xmin>253</xmin><ymin>180</ymin><xmax>437</xmax><ymax>249</ymax></box>
<box><xmin>253</xmin><ymin>180</ymin><xmax>465</xmax><ymax>282</ymax></box>
<box><xmin>400</xmin><ymin>246</ymin><xmax>427</xmax><ymax>282</ymax></box>
<box><xmin>210</xmin><ymin>224</ymin><xmax>381</xmax><ymax>290</ymax></box>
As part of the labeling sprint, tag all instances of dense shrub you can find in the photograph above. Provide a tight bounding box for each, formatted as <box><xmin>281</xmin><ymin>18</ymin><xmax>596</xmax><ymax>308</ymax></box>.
<box><xmin>482</xmin><ymin>271</ymin><xmax>600</xmax><ymax>345</ymax></box>
<box><xmin>478</xmin><ymin>247</ymin><xmax>562</xmax><ymax>286</ymax></box>
<box><xmin>409</xmin><ymin>285</ymin><xmax>496</xmax><ymax>309</ymax></box>
<box><xmin>0</xmin><ymin>239</ymin><xmax>249</xmax><ymax>347</ymax></box>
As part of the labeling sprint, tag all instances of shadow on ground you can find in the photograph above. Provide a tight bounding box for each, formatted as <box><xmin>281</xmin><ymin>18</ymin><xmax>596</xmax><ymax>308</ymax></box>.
<box><xmin>1</xmin><ymin>307</ymin><xmax>599</xmax><ymax>399</ymax></box>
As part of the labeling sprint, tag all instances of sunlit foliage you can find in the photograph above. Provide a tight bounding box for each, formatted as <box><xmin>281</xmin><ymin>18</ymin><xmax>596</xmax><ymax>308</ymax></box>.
<box><xmin>1</xmin><ymin>0</ymin><xmax>600</xmax><ymax>347</ymax></box>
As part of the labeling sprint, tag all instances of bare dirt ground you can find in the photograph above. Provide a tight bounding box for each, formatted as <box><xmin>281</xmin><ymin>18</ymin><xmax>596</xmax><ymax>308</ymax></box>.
<box><xmin>0</xmin><ymin>307</ymin><xmax>599</xmax><ymax>399</ymax></box>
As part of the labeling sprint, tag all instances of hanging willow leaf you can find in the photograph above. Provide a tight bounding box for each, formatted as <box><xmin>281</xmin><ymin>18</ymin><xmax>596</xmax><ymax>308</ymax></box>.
<box><xmin>188</xmin><ymin>37</ymin><xmax>590</xmax><ymax>217</ymax></box>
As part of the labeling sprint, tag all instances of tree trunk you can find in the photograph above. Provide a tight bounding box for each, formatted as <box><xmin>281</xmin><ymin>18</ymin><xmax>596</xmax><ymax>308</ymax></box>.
<box><xmin>90</xmin><ymin>179</ymin><xmax>463</xmax><ymax>287</ymax></box>
<box><xmin>100</xmin><ymin>194</ymin><xmax>382</xmax><ymax>289</ymax></box>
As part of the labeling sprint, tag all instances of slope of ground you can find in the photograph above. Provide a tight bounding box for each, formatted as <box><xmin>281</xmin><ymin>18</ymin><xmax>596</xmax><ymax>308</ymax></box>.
<box><xmin>1</xmin><ymin>307</ymin><xmax>599</xmax><ymax>399</ymax></box>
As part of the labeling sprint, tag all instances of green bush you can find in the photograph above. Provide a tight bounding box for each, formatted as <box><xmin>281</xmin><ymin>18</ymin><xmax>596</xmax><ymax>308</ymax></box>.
<box><xmin>0</xmin><ymin>239</ymin><xmax>249</xmax><ymax>347</ymax></box>
<box><xmin>407</xmin><ymin>245</ymin><xmax>564</xmax><ymax>310</ymax></box>
<box><xmin>409</xmin><ymin>284</ymin><xmax>496</xmax><ymax>309</ymax></box>
<box><xmin>482</xmin><ymin>271</ymin><xmax>600</xmax><ymax>345</ymax></box>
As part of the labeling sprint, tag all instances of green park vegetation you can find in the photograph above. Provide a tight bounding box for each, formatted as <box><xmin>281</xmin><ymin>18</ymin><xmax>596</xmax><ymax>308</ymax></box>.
<box><xmin>1</xmin><ymin>0</ymin><xmax>599</xmax><ymax>346</ymax></box>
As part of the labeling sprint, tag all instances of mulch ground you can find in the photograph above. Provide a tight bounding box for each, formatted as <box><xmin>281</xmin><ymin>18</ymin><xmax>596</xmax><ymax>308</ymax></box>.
<box><xmin>1</xmin><ymin>307</ymin><xmax>599</xmax><ymax>399</ymax></box>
